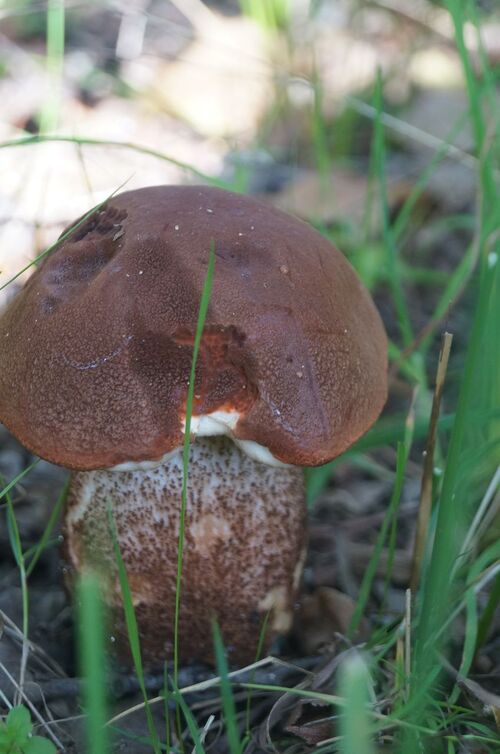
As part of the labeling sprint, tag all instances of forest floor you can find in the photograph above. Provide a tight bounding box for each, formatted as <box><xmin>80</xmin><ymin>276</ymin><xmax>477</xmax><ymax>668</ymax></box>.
<box><xmin>0</xmin><ymin>1</ymin><xmax>499</xmax><ymax>752</ymax></box>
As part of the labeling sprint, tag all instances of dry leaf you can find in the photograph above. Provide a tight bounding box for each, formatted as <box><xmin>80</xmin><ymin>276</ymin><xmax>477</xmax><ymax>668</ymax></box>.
<box><xmin>458</xmin><ymin>676</ymin><xmax>500</xmax><ymax>729</ymax></box>
<box><xmin>284</xmin><ymin>699</ymin><xmax>332</xmax><ymax>745</ymax></box>
<box><xmin>295</xmin><ymin>586</ymin><xmax>367</xmax><ymax>655</ymax></box>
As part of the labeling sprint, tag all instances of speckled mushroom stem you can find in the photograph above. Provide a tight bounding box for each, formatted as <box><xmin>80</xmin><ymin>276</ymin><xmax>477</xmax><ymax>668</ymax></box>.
<box><xmin>63</xmin><ymin>436</ymin><xmax>307</xmax><ymax>667</ymax></box>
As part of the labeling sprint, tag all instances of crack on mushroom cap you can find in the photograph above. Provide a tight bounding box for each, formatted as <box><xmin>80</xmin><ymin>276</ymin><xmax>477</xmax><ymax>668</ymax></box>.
<box><xmin>70</xmin><ymin>205</ymin><xmax>128</xmax><ymax>243</ymax></box>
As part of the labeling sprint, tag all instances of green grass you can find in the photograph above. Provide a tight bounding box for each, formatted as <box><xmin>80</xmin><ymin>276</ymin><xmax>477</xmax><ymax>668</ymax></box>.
<box><xmin>404</xmin><ymin>1</ymin><xmax>500</xmax><ymax>747</ymax></box>
<box><xmin>0</xmin><ymin>460</ymin><xmax>40</xmax><ymax>503</ymax></box>
<box><xmin>174</xmin><ymin>242</ymin><xmax>215</xmax><ymax>689</ymax></box>
<box><xmin>38</xmin><ymin>0</ymin><xmax>65</xmax><ymax>133</ymax></box>
<box><xmin>213</xmin><ymin>623</ymin><xmax>243</xmax><ymax>754</ymax></box>
<box><xmin>0</xmin><ymin>0</ymin><xmax>499</xmax><ymax>752</ymax></box>
<box><xmin>372</xmin><ymin>72</ymin><xmax>415</xmax><ymax>353</ymax></box>
<box><xmin>238</xmin><ymin>0</ymin><xmax>290</xmax><ymax>32</ymax></box>
<box><xmin>339</xmin><ymin>654</ymin><xmax>375</xmax><ymax>754</ymax></box>
<box><xmin>77</xmin><ymin>573</ymin><xmax>109</xmax><ymax>754</ymax></box>
<box><xmin>0</xmin><ymin>134</ymin><xmax>233</xmax><ymax>190</ymax></box>
<box><xmin>348</xmin><ymin>440</ymin><xmax>410</xmax><ymax>638</ymax></box>
<box><xmin>0</xmin><ymin>182</ymin><xmax>128</xmax><ymax>293</ymax></box>
<box><xmin>24</xmin><ymin>478</ymin><xmax>69</xmax><ymax>578</ymax></box>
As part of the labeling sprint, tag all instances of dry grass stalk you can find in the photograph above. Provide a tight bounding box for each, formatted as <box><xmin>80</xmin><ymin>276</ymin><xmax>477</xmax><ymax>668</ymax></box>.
<box><xmin>410</xmin><ymin>331</ymin><xmax>453</xmax><ymax>593</ymax></box>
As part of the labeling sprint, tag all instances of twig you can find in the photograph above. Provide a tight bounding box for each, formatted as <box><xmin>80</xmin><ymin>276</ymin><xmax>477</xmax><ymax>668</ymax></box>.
<box><xmin>106</xmin><ymin>656</ymin><xmax>313</xmax><ymax>727</ymax></box>
<box><xmin>2</xmin><ymin>679</ymin><xmax>80</xmax><ymax>707</ymax></box>
<box><xmin>440</xmin><ymin>653</ymin><xmax>500</xmax><ymax>714</ymax></box>
<box><xmin>404</xmin><ymin>588</ymin><xmax>411</xmax><ymax>701</ymax></box>
<box><xmin>0</xmin><ymin>657</ymin><xmax>315</xmax><ymax>709</ymax></box>
<box><xmin>0</xmin><ymin>662</ymin><xmax>65</xmax><ymax>750</ymax></box>
<box><xmin>16</xmin><ymin>628</ymin><xmax>29</xmax><ymax>707</ymax></box>
<box><xmin>347</xmin><ymin>96</ymin><xmax>484</xmax><ymax>173</ymax></box>
<box><xmin>0</xmin><ymin>612</ymin><xmax>66</xmax><ymax>678</ymax></box>
<box><xmin>410</xmin><ymin>332</ymin><xmax>453</xmax><ymax>593</ymax></box>
<box><xmin>461</xmin><ymin>464</ymin><xmax>500</xmax><ymax>562</ymax></box>
<box><xmin>197</xmin><ymin>714</ymin><xmax>215</xmax><ymax>750</ymax></box>
<box><xmin>0</xmin><ymin>687</ymin><xmax>13</xmax><ymax>710</ymax></box>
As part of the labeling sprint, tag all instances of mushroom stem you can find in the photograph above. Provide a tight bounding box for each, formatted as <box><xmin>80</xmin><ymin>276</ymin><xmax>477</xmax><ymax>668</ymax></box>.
<box><xmin>63</xmin><ymin>436</ymin><xmax>307</xmax><ymax>666</ymax></box>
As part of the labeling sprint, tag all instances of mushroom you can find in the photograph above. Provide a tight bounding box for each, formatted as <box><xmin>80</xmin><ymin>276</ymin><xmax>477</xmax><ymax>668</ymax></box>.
<box><xmin>0</xmin><ymin>185</ymin><xmax>387</xmax><ymax>665</ymax></box>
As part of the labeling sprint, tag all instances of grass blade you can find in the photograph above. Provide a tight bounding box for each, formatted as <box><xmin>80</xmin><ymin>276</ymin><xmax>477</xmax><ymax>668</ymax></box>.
<box><xmin>0</xmin><ymin>460</ymin><xmax>40</xmax><ymax>504</ymax></box>
<box><xmin>372</xmin><ymin>71</ymin><xmax>414</xmax><ymax>351</ymax></box>
<box><xmin>38</xmin><ymin>0</ymin><xmax>65</xmax><ymax>133</ymax></box>
<box><xmin>213</xmin><ymin>621</ymin><xmax>242</xmax><ymax>754</ymax></box>
<box><xmin>348</xmin><ymin>442</ymin><xmax>407</xmax><ymax>636</ymax></box>
<box><xmin>25</xmin><ymin>478</ymin><xmax>69</xmax><ymax>578</ymax></box>
<box><xmin>173</xmin><ymin>241</ymin><xmax>215</xmax><ymax>686</ymax></box>
<box><xmin>0</xmin><ymin>179</ymin><xmax>130</xmax><ymax>292</ymax></box>
<box><xmin>77</xmin><ymin>573</ymin><xmax>108</xmax><ymax>754</ymax></box>
<box><xmin>0</xmin><ymin>134</ymin><xmax>231</xmax><ymax>190</ymax></box>
<box><xmin>339</xmin><ymin>654</ymin><xmax>375</xmax><ymax>754</ymax></box>
<box><xmin>410</xmin><ymin>332</ymin><xmax>453</xmax><ymax>593</ymax></box>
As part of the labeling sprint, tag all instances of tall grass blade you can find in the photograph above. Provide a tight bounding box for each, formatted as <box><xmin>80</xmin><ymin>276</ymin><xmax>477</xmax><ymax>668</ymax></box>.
<box><xmin>339</xmin><ymin>654</ymin><xmax>375</xmax><ymax>754</ymax></box>
<box><xmin>173</xmin><ymin>241</ymin><xmax>215</xmax><ymax>686</ymax></box>
<box><xmin>407</xmin><ymin>0</ymin><xmax>500</xmax><ymax>736</ymax></box>
<box><xmin>411</xmin><ymin>333</ymin><xmax>453</xmax><ymax>593</ymax></box>
<box><xmin>213</xmin><ymin>621</ymin><xmax>242</xmax><ymax>754</ymax></box>
<box><xmin>0</xmin><ymin>460</ymin><xmax>39</xmax><ymax>503</ymax></box>
<box><xmin>77</xmin><ymin>572</ymin><xmax>108</xmax><ymax>754</ymax></box>
<box><xmin>349</xmin><ymin>392</ymin><xmax>415</xmax><ymax>636</ymax></box>
<box><xmin>0</xmin><ymin>180</ymin><xmax>129</xmax><ymax>292</ymax></box>
<box><xmin>372</xmin><ymin>71</ymin><xmax>415</xmax><ymax>351</ymax></box>
<box><xmin>25</xmin><ymin>478</ymin><xmax>69</xmax><ymax>578</ymax></box>
<box><xmin>169</xmin><ymin>679</ymin><xmax>206</xmax><ymax>754</ymax></box>
<box><xmin>39</xmin><ymin>0</ymin><xmax>65</xmax><ymax>133</ymax></box>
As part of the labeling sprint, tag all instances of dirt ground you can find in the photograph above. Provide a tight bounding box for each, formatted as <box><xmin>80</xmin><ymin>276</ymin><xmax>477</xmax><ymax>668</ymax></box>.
<box><xmin>0</xmin><ymin>1</ymin><xmax>499</xmax><ymax>752</ymax></box>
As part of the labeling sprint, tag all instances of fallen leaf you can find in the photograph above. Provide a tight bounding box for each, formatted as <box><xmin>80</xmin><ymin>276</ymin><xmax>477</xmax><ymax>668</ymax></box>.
<box><xmin>295</xmin><ymin>586</ymin><xmax>368</xmax><ymax>655</ymax></box>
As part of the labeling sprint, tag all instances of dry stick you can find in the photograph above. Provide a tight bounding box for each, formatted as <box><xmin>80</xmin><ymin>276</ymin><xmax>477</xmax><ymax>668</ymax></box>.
<box><xmin>410</xmin><ymin>332</ymin><xmax>453</xmax><ymax>594</ymax></box>
<box><xmin>0</xmin><ymin>610</ymin><xmax>66</xmax><ymax>678</ymax></box>
<box><xmin>347</xmin><ymin>96</ymin><xmax>482</xmax><ymax>173</ymax></box>
<box><xmin>197</xmin><ymin>714</ymin><xmax>216</xmax><ymax>749</ymax></box>
<box><xmin>105</xmin><ymin>656</ymin><xmax>311</xmax><ymax>728</ymax></box>
<box><xmin>460</xmin><ymin>464</ymin><xmax>500</xmax><ymax>566</ymax></box>
<box><xmin>16</xmin><ymin>618</ymin><xmax>29</xmax><ymax>708</ymax></box>
<box><xmin>0</xmin><ymin>662</ymin><xmax>65</xmax><ymax>751</ymax></box>
<box><xmin>404</xmin><ymin>588</ymin><xmax>412</xmax><ymax>701</ymax></box>
<box><xmin>0</xmin><ymin>687</ymin><xmax>12</xmax><ymax>710</ymax></box>
<box><xmin>105</xmin><ymin>658</ymin><xmax>274</xmax><ymax>727</ymax></box>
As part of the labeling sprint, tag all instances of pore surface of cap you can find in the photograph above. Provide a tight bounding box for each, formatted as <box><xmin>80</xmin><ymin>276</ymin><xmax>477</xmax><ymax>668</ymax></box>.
<box><xmin>0</xmin><ymin>185</ymin><xmax>387</xmax><ymax>469</ymax></box>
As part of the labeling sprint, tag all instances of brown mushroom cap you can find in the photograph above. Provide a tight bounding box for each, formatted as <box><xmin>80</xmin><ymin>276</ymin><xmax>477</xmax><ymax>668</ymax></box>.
<box><xmin>0</xmin><ymin>185</ymin><xmax>387</xmax><ymax>470</ymax></box>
